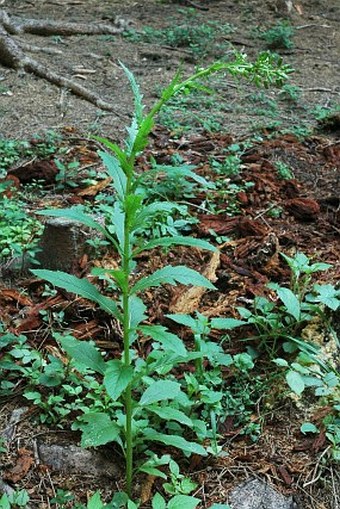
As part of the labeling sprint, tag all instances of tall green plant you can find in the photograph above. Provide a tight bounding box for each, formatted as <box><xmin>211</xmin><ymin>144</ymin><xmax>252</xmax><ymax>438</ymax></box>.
<box><xmin>31</xmin><ymin>54</ymin><xmax>290</xmax><ymax>500</ymax></box>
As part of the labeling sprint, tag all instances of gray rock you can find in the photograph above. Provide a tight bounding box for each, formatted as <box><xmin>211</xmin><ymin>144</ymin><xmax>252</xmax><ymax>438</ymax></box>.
<box><xmin>37</xmin><ymin>443</ymin><xmax>121</xmax><ymax>479</ymax></box>
<box><xmin>229</xmin><ymin>478</ymin><xmax>299</xmax><ymax>509</ymax></box>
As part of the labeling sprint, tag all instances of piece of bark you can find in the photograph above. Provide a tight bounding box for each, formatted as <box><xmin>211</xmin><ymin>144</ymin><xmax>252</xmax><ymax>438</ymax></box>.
<box><xmin>285</xmin><ymin>198</ymin><xmax>320</xmax><ymax>221</ymax></box>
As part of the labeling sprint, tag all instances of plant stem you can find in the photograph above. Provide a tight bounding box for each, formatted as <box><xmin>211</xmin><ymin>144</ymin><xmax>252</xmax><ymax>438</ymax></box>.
<box><xmin>122</xmin><ymin>169</ymin><xmax>133</xmax><ymax>498</ymax></box>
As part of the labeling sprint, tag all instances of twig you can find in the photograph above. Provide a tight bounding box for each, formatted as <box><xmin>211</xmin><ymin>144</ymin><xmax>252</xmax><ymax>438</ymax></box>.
<box><xmin>303</xmin><ymin>445</ymin><xmax>331</xmax><ymax>487</ymax></box>
<box><xmin>304</xmin><ymin>87</ymin><xmax>340</xmax><ymax>94</ymax></box>
<box><xmin>296</xmin><ymin>24</ymin><xmax>331</xmax><ymax>29</ymax></box>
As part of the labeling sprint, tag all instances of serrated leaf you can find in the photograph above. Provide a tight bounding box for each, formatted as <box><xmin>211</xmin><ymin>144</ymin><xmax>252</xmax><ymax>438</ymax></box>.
<box><xmin>210</xmin><ymin>317</ymin><xmax>245</xmax><ymax>330</ymax></box>
<box><xmin>139</xmin><ymin>325</ymin><xmax>187</xmax><ymax>356</ymax></box>
<box><xmin>108</xmin><ymin>201</ymin><xmax>125</xmax><ymax>251</ymax></box>
<box><xmin>59</xmin><ymin>335</ymin><xmax>106</xmax><ymax>375</ymax></box>
<box><xmin>79</xmin><ymin>413</ymin><xmax>120</xmax><ymax>447</ymax></box>
<box><xmin>37</xmin><ymin>207</ymin><xmax>113</xmax><ymax>243</ymax></box>
<box><xmin>99</xmin><ymin>150</ymin><xmax>127</xmax><ymax>199</ymax></box>
<box><xmin>31</xmin><ymin>270</ymin><xmax>122</xmax><ymax>320</ymax></box>
<box><xmin>166</xmin><ymin>314</ymin><xmax>197</xmax><ymax>329</ymax></box>
<box><xmin>104</xmin><ymin>360</ymin><xmax>134</xmax><ymax>400</ymax></box>
<box><xmin>139</xmin><ymin>380</ymin><xmax>181</xmax><ymax>406</ymax></box>
<box><xmin>286</xmin><ymin>370</ymin><xmax>305</xmax><ymax>395</ymax></box>
<box><xmin>148</xmin><ymin>406</ymin><xmax>193</xmax><ymax>427</ymax></box>
<box><xmin>134</xmin><ymin>235</ymin><xmax>217</xmax><ymax>255</ymax></box>
<box><xmin>276</xmin><ymin>287</ymin><xmax>301</xmax><ymax>320</ymax></box>
<box><xmin>168</xmin><ymin>495</ymin><xmax>200</xmax><ymax>509</ymax></box>
<box><xmin>129</xmin><ymin>295</ymin><xmax>147</xmax><ymax>329</ymax></box>
<box><xmin>132</xmin><ymin>202</ymin><xmax>183</xmax><ymax>230</ymax></box>
<box><xmin>143</xmin><ymin>430</ymin><xmax>207</xmax><ymax>456</ymax></box>
<box><xmin>132</xmin><ymin>266</ymin><xmax>216</xmax><ymax>294</ymax></box>
<box><xmin>125</xmin><ymin>116</ymin><xmax>139</xmax><ymax>155</ymax></box>
<box><xmin>120</xmin><ymin>61</ymin><xmax>144</xmax><ymax>124</ymax></box>
<box><xmin>95</xmin><ymin>137</ymin><xmax>129</xmax><ymax>171</ymax></box>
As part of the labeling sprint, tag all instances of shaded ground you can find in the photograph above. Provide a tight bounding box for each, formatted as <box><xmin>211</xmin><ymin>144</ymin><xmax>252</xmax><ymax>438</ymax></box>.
<box><xmin>0</xmin><ymin>0</ymin><xmax>339</xmax><ymax>508</ymax></box>
<box><xmin>0</xmin><ymin>0</ymin><xmax>339</xmax><ymax>138</ymax></box>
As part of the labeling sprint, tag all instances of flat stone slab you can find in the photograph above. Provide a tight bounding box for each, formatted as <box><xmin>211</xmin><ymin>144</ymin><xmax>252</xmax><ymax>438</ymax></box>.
<box><xmin>229</xmin><ymin>478</ymin><xmax>299</xmax><ymax>509</ymax></box>
<box><xmin>38</xmin><ymin>443</ymin><xmax>121</xmax><ymax>479</ymax></box>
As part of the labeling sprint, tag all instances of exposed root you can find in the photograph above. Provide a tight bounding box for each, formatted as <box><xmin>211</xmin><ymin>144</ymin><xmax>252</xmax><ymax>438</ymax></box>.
<box><xmin>0</xmin><ymin>9</ymin><xmax>128</xmax><ymax>112</ymax></box>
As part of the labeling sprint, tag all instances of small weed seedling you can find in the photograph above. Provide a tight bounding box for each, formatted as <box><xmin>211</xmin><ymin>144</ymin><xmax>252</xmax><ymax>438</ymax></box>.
<box><xmin>274</xmin><ymin>160</ymin><xmax>294</xmax><ymax>180</ymax></box>
<box><xmin>31</xmin><ymin>55</ymin><xmax>290</xmax><ymax>503</ymax></box>
<box><xmin>259</xmin><ymin>22</ymin><xmax>294</xmax><ymax>50</ymax></box>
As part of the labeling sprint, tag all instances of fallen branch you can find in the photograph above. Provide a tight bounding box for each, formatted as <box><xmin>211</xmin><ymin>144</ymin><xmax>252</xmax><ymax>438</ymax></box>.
<box><xmin>0</xmin><ymin>9</ymin><xmax>128</xmax><ymax>112</ymax></box>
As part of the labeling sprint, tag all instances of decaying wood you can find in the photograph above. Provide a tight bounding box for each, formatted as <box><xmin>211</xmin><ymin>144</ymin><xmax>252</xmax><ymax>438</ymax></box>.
<box><xmin>0</xmin><ymin>9</ymin><xmax>127</xmax><ymax>111</ymax></box>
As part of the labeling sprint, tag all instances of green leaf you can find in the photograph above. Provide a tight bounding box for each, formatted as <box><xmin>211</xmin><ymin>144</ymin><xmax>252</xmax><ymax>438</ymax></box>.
<box><xmin>0</xmin><ymin>494</ymin><xmax>10</xmax><ymax>509</ymax></box>
<box><xmin>132</xmin><ymin>202</ymin><xmax>183</xmax><ymax>230</ymax></box>
<box><xmin>120</xmin><ymin>61</ymin><xmax>144</xmax><ymax>125</ymax></box>
<box><xmin>286</xmin><ymin>370</ymin><xmax>305</xmax><ymax>395</ymax></box>
<box><xmin>132</xmin><ymin>265</ymin><xmax>216</xmax><ymax>294</ymax></box>
<box><xmin>152</xmin><ymin>493</ymin><xmax>166</xmax><ymax>509</ymax></box>
<box><xmin>309</xmin><ymin>262</ymin><xmax>332</xmax><ymax>273</ymax></box>
<box><xmin>36</xmin><ymin>207</ymin><xmax>109</xmax><ymax>239</ymax></box>
<box><xmin>139</xmin><ymin>466</ymin><xmax>167</xmax><ymax>480</ymax></box>
<box><xmin>104</xmin><ymin>360</ymin><xmax>134</xmax><ymax>400</ymax></box>
<box><xmin>301</xmin><ymin>422</ymin><xmax>319</xmax><ymax>434</ymax></box>
<box><xmin>99</xmin><ymin>150</ymin><xmax>127</xmax><ymax>199</ymax></box>
<box><xmin>276</xmin><ymin>287</ymin><xmax>301</xmax><ymax>320</ymax></box>
<box><xmin>139</xmin><ymin>325</ymin><xmax>187</xmax><ymax>356</ymax></box>
<box><xmin>134</xmin><ymin>235</ymin><xmax>217</xmax><ymax>255</ymax></box>
<box><xmin>168</xmin><ymin>495</ymin><xmax>200</xmax><ymax>509</ymax></box>
<box><xmin>166</xmin><ymin>314</ymin><xmax>198</xmax><ymax>329</ymax></box>
<box><xmin>313</xmin><ymin>284</ymin><xmax>340</xmax><ymax>311</ymax></box>
<box><xmin>108</xmin><ymin>201</ymin><xmax>125</xmax><ymax>252</ymax></box>
<box><xmin>139</xmin><ymin>380</ymin><xmax>182</xmax><ymax>406</ymax></box>
<box><xmin>31</xmin><ymin>270</ymin><xmax>122</xmax><ymax>320</ymax></box>
<box><xmin>210</xmin><ymin>505</ymin><xmax>231</xmax><ymax>509</ymax></box>
<box><xmin>79</xmin><ymin>413</ymin><xmax>120</xmax><ymax>447</ymax></box>
<box><xmin>272</xmin><ymin>358</ymin><xmax>289</xmax><ymax>368</ymax></box>
<box><xmin>129</xmin><ymin>296</ymin><xmax>147</xmax><ymax>329</ymax></box>
<box><xmin>210</xmin><ymin>317</ymin><xmax>246</xmax><ymax>330</ymax></box>
<box><xmin>88</xmin><ymin>491</ymin><xmax>105</xmax><ymax>509</ymax></box>
<box><xmin>148</xmin><ymin>406</ymin><xmax>193</xmax><ymax>427</ymax></box>
<box><xmin>143</xmin><ymin>430</ymin><xmax>207</xmax><ymax>456</ymax></box>
<box><xmin>59</xmin><ymin>335</ymin><xmax>106</xmax><ymax>375</ymax></box>
<box><xmin>95</xmin><ymin>137</ymin><xmax>129</xmax><ymax>172</ymax></box>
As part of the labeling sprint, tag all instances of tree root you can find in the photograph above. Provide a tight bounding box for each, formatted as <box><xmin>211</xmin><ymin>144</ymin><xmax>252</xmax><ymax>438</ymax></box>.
<box><xmin>0</xmin><ymin>9</ymin><xmax>128</xmax><ymax>112</ymax></box>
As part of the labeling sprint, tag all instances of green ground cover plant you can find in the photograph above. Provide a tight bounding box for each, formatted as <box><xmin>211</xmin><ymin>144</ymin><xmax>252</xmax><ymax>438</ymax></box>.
<box><xmin>0</xmin><ymin>195</ymin><xmax>43</xmax><ymax>263</ymax></box>
<box><xmin>123</xmin><ymin>21</ymin><xmax>234</xmax><ymax>60</ymax></box>
<box><xmin>26</xmin><ymin>55</ymin><xmax>290</xmax><ymax>506</ymax></box>
<box><xmin>258</xmin><ymin>21</ymin><xmax>294</xmax><ymax>50</ymax></box>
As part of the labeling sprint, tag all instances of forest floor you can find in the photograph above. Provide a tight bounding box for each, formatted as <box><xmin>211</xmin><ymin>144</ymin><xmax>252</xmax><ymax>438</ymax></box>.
<box><xmin>0</xmin><ymin>0</ymin><xmax>339</xmax><ymax>508</ymax></box>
